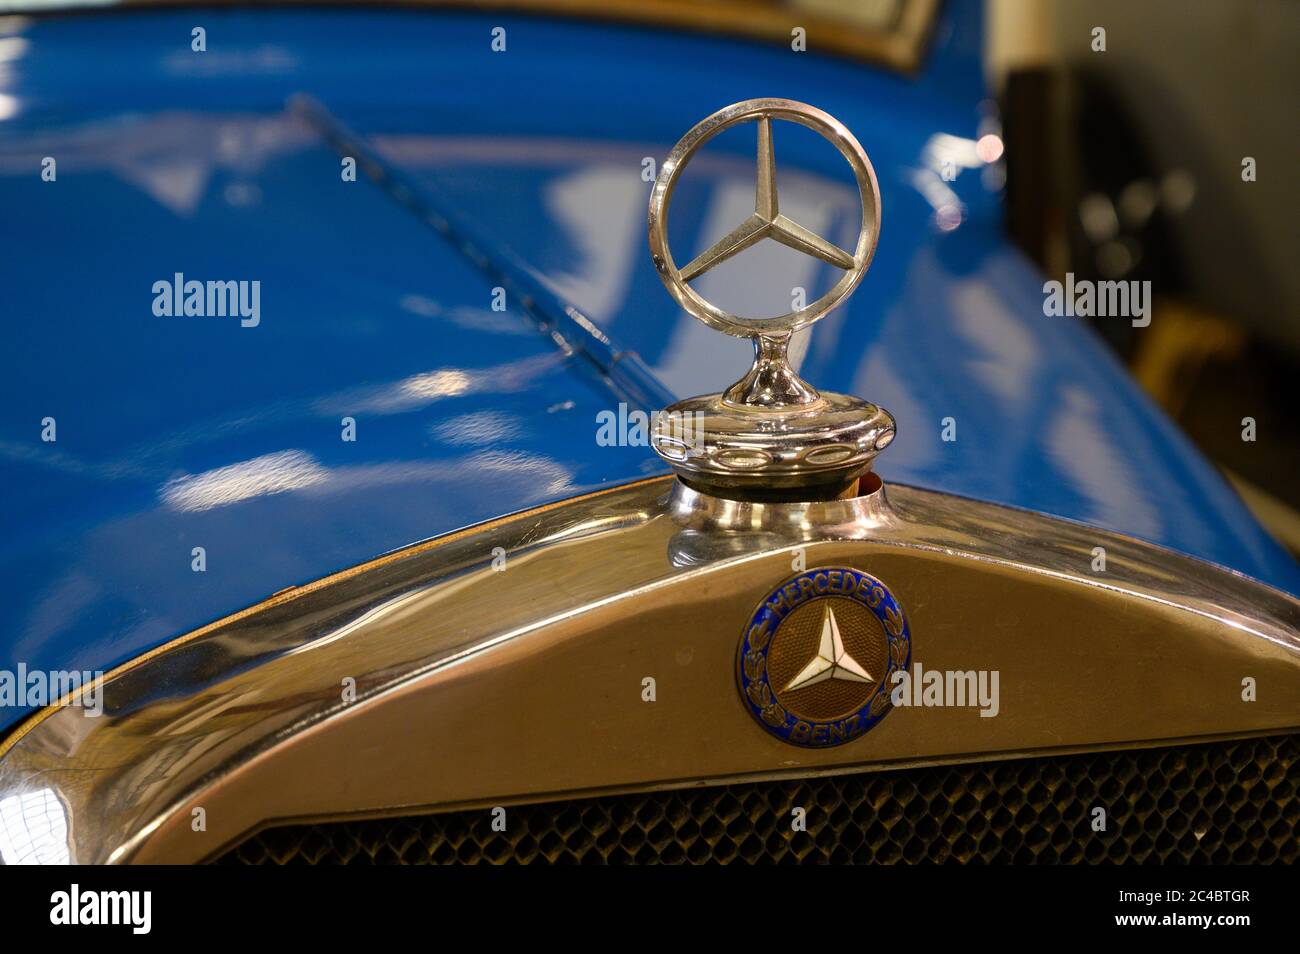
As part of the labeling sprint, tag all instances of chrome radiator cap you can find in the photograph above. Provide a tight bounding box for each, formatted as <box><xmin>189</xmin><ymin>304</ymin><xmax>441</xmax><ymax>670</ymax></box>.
<box><xmin>647</xmin><ymin>98</ymin><xmax>894</xmax><ymax>500</ymax></box>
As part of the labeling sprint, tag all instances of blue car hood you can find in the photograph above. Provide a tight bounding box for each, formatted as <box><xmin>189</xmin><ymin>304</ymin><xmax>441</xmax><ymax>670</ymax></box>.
<box><xmin>1</xmin><ymin>6</ymin><xmax>1296</xmax><ymax>732</ymax></box>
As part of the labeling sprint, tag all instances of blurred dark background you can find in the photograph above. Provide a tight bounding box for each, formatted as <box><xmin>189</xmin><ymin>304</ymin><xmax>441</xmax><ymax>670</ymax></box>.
<box><xmin>988</xmin><ymin>0</ymin><xmax>1300</xmax><ymax>552</ymax></box>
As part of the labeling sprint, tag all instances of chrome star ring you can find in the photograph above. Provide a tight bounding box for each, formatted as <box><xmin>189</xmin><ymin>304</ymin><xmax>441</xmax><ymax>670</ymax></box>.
<box><xmin>647</xmin><ymin>97</ymin><xmax>881</xmax><ymax>338</ymax></box>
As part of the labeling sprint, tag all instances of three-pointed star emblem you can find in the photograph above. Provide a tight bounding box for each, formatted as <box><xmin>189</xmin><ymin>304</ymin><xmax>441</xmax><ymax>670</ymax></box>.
<box><xmin>784</xmin><ymin>603</ymin><xmax>874</xmax><ymax>692</ymax></box>
<box><xmin>679</xmin><ymin>117</ymin><xmax>856</xmax><ymax>282</ymax></box>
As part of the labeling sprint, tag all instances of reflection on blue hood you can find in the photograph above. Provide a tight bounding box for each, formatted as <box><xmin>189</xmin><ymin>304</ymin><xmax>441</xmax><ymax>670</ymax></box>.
<box><xmin>0</xmin><ymin>6</ymin><xmax>1295</xmax><ymax>732</ymax></box>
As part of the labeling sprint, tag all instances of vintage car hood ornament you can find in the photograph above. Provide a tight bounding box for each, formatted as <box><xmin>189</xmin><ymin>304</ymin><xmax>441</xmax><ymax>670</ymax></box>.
<box><xmin>648</xmin><ymin>98</ymin><xmax>895</xmax><ymax>500</ymax></box>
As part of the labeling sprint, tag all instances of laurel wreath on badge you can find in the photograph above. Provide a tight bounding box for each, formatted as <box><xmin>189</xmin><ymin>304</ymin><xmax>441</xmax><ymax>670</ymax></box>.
<box><xmin>738</xmin><ymin>567</ymin><xmax>911</xmax><ymax>746</ymax></box>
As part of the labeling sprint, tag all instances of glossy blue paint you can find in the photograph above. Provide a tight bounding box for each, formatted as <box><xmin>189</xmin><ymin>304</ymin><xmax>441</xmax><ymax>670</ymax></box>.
<box><xmin>0</xmin><ymin>6</ymin><xmax>1295</xmax><ymax>731</ymax></box>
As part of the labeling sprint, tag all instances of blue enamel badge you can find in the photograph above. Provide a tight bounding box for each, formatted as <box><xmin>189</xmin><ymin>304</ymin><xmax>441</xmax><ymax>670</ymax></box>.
<box><xmin>737</xmin><ymin>566</ymin><xmax>911</xmax><ymax>747</ymax></box>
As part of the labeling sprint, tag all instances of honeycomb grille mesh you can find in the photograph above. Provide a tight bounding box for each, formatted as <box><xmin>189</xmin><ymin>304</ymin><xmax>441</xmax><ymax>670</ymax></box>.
<box><xmin>221</xmin><ymin>734</ymin><xmax>1298</xmax><ymax>864</ymax></box>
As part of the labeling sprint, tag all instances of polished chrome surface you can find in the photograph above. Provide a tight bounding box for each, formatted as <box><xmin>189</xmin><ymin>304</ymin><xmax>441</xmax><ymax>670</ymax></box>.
<box><xmin>647</xmin><ymin>99</ymin><xmax>893</xmax><ymax>498</ymax></box>
<box><xmin>667</xmin><ymin>471</ymin><xmax>892</xmax><ymax>538</ymax></box>
<box><xmin>658</xmin><ymin>391</ymin><xmax>896</xmax><ymax>496</ymax></box>
<box><xmin>1</xmin><ymin>476</ymin><xmax>1296</xmax><ymax>864</ymax></box>
<box><xmin>648</xmin><ymin>99</ymin><xmax>880</xmax><ymax>337</ymax></box>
